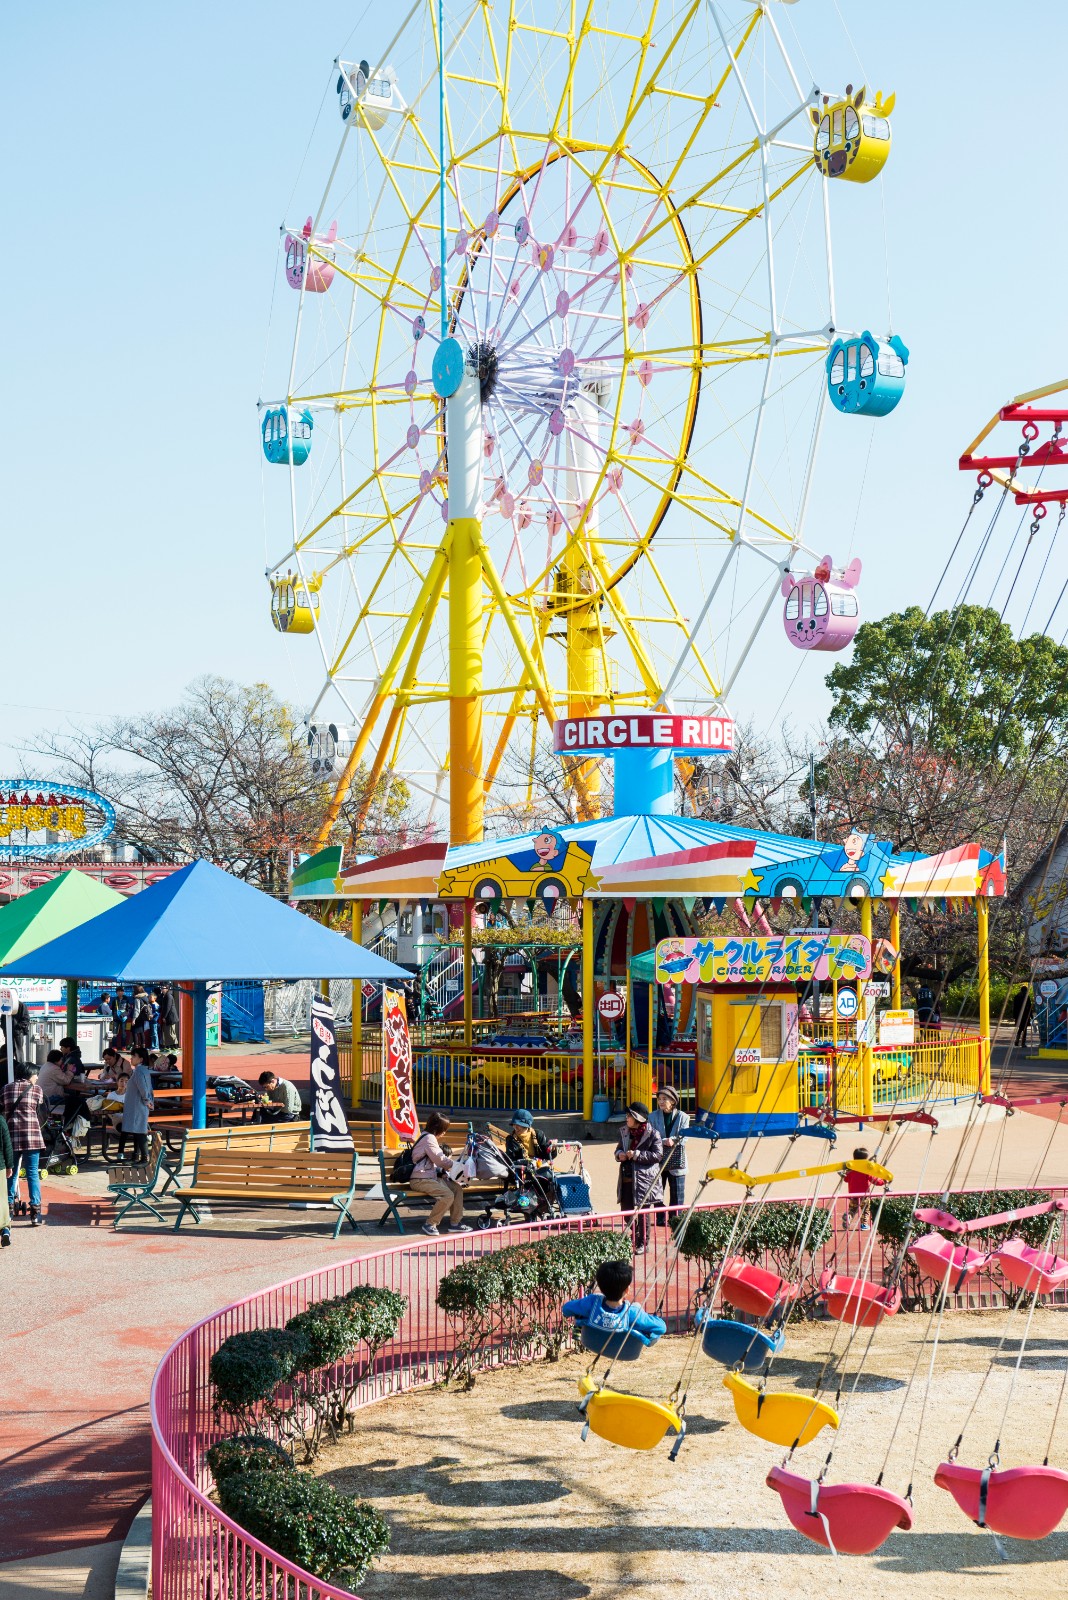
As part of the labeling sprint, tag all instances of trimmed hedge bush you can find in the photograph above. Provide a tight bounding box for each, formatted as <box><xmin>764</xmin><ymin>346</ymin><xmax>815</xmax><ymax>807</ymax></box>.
<box><xmin>679</xmin><ymin>1201</ymin><xmax>833</xmax><ymax>1280</ymax></box>
<box><xmin>209</xmin><ymin>1288</ymin><xmax>408</xmax><ymax>1461</ymax></box>
<box><xmin>876</xmin><ymin>1189</ymin><xmax>1053</xmax><ymax>1250</ymax></box>
<box><xmin>210</xmin><ymin>1329</ymin><xmax>304</xmax><ymax>1416</ymax></box>
<box><xmin>217</xmin><ymin>1469</ymin><xmax>389</xmax><ymax>1585</ymax></box>
<box><xmin>206</xmin><ymin>1434</ymin><xmax>293</xmax><ymax>1484</ymax></box>
<box><xmin>437</xmin><ymin>1227</ymin><xmax>631</xmax><ymax>1383</ymax></box>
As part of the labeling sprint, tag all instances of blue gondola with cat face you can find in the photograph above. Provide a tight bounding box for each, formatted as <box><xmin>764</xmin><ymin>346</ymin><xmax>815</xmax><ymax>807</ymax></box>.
<box><xmin>262</xmin><ymin>406</ymin><xmax>314</xmax><ymax>466</ymax></box>
<box><xmin>827</xmin><ymin>332</ymin><xmax>908</xmax><ymax>418</ymax></box>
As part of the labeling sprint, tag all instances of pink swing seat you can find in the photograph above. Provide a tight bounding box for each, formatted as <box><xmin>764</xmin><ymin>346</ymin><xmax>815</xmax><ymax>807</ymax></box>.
<box><xmin>720</xmin><ymin>1258</ymin><xmax>799</xmax><ymax>1320</ymax></box>
<box><xmin>767</xmin><ymin>1465</ymin><xmax>913</xmax><ymax>1555</ymax></box>
<box><xmin>819</xmin><ymin>1269</ymin><xmax>902</xmax><ymax>1328</ymax></box>
<box><xmin>994</xmin><ymin>1238</ymin><xmax>1068</xmax><ymax>1296</ymax></box>
<box><xmin>935</xmin><ymin>1461</ymin><xmax>1068</xmax><ymax>1540</ymax></box>
<box><xmin>909</xmin><ymin>1231</ymin><xmax>988</xmax><ymax>1289</ymax></box>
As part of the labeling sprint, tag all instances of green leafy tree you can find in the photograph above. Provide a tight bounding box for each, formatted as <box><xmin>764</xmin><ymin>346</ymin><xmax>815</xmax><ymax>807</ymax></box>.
<box><xmin>825</xmin><ymin>605</ymin><xmax>1068</xmax><ymax>769</ymax></box>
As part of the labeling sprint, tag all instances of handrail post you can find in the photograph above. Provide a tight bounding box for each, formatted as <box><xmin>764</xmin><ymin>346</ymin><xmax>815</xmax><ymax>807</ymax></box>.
<box><xmin>582</xmin><ymin>897</ymin><xmax>595</xmax><ymax>1121</ymax></box>
<box><xmin>889</xmin><ymin>900</ymin><xmax>902</xmax><ymax>1010</ymax></box>
<box><xmin>977</xmin><ymin>896</ymin><xmax>991</xmax><ymax>1093</ymax></box>
<box><xmin>859</xmin><ymin>898</ymin><xmax>874</xmax><ymax>1118</ymax></box>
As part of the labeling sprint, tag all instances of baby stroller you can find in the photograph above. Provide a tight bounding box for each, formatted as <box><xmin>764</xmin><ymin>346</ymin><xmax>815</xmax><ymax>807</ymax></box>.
<box><xmin>41</xmin><ymin>1102</ymin><xmax>81</xmax><ymax>1176</ymax></box>
<box><xmin>469</xmin><ymin>1132</ymin><xmax>592</xmax><ymax>1229</ymax></box>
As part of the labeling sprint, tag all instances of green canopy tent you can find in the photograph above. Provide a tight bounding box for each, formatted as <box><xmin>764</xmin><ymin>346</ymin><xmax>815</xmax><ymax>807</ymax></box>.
<box><xmin>0</xmin><ymin>871</ymin><xmax>124</xmax><ymax>1063</ymax></box>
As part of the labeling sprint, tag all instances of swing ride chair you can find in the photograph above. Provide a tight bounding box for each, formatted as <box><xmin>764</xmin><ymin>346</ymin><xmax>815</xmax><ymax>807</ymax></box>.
<box><xmin>908</xmin><ymin>1198</ymin><xmax>1068</xmax><ymax>1296</ymax></box>
<box><xmin>577</xmin><ymin>1158</ymin><xmax>893</xmax><ymax>1460</ymax></box>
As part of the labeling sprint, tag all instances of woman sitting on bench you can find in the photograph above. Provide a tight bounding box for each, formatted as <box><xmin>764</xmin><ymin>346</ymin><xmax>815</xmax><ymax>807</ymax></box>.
<box><xmin>410</xmin><ymin>1113</ymin><xmax>471</xmax><ymax>1238</ymax></box>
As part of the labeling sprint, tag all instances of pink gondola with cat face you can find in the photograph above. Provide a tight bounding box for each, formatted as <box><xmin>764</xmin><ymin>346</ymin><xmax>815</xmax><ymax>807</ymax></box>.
<box><xmin>782</xmin><ymin>555</ymin><xmax>861</xmax><ymax>652</ymax></box>
<box><xmin>285</xmin><ymin>217</ymin><xmax>337</xmax><ymax>293</ymax></box>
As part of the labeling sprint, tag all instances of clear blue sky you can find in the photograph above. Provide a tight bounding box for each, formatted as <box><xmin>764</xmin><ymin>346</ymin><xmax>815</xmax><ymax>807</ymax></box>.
<box><xmin>5</xmin><ymin>2</ymin><xmax>1067</xmax><ymax>767</ymax></box>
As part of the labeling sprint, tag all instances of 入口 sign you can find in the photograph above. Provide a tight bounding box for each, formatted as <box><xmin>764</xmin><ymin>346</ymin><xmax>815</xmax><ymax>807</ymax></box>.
<box><xmin>836</xmin><ymin>987</ymin><xmax>859</xmax><ymax>1019</ymax></box>
<box><xmin>553</xmin><ymin>712</ymin><xmax>734</xmax><ymax>755</ymax></box>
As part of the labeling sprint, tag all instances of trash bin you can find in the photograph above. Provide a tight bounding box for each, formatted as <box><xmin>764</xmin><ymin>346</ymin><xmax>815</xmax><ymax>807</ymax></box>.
<box><xmin>592</xmin><ymin>1093</ymin><xmax>611</xmax><ymax>1124</ymax></box>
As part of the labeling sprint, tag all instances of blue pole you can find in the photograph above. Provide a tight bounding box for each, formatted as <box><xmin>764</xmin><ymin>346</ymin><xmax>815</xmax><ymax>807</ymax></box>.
<box><xmin>191</xmin><ymin>980</ymin><xmax>207</xmax><ymax>1130</ymax></box>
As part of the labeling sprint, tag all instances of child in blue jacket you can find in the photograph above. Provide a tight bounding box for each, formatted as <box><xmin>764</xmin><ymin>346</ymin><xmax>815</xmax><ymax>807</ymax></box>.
<box><xmin>562</xmin><ymin>1259</ymin><xmax>666</xmax><ymax>1344</ymax></box>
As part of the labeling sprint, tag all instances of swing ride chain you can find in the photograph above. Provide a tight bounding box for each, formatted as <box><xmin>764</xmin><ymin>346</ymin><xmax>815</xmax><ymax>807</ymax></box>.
<box><xmin>947</xmin><ymin>1211</ymin><xmax>1061</xmax><ymax>1466</ymax></box>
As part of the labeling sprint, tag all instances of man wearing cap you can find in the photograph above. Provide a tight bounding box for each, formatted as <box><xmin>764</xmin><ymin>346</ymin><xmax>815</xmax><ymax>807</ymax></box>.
<box><xmin>648</xmin><ymin>1084</ymin><xmax>689</xmax><ymax>1222</ymax></box>
<box><xmin>614</xmin><ymin>1100</ymin><xmax>664</xmax><ymax>1252</ymax></box>
<box><xmin>505</xmin><ymin>1108</ymin><xmax>556</xmax><ymax>1166</ymax></box>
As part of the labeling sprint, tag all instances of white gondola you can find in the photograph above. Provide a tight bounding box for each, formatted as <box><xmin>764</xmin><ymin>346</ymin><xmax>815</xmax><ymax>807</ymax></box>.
<box><xmin>336</xmin><ymin>60</ymin><xmax>402</xmax><ymax>130</ymax></box>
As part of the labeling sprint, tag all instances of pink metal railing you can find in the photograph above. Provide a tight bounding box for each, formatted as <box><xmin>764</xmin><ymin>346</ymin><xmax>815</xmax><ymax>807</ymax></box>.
<box><xmin>151</xmin><ymin>1186</ymin><xmax>1068</xmax><ymax>1600</ymax></box>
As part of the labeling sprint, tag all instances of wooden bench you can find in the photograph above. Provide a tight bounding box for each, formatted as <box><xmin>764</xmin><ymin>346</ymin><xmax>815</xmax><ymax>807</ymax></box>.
<box><xmin>173</xmin><ymin>1150</ymin><xmax>362</xmax><ymax>1238</ymax></box>
<box><xmin>160</xmin><ymin>1121</ymin><xmax>380</xmax><ymax>1190</ymax></box>
<box><xmin>376</xmin><ymin>1146</ymin><xmax>509</xmax><ymax>1234</ymax></box>
<box><xmin>106</xmin><ymin>1132</ymin><xmax>170</xmax><ymax>1228</ymax></box>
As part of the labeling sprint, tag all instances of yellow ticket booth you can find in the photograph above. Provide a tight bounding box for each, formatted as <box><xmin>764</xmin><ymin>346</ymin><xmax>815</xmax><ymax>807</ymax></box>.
<box><xmin>695</xmin><ymin>985</ymin><xmax>801</xmax><ymax>1135</ymax></box>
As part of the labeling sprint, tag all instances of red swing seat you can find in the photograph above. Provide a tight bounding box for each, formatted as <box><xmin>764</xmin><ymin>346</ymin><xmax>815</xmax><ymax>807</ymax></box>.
<box><xmin>819</xmin><ymin>1269</ymin><xmax>902</xmax><ymax>1328</ymax></box>
<box><xmin>720</xmin><ymin>1258</ymin><xmax>799</xmax><ymax>1320</ymax></box>
<box><xmin>993</xmin><ymin>1237</ymin><xmax>1068</xmax><ymax>1296</ymax></box>
<box><xmin>767</xmin><ymin>1465</ymin><xmax>913</xmax><ymax>1555</ymax></box>
<box><xmin>935</xmin><ymin>1460</ymin><xmax>1068</xmax><ymax>1540</ymax></box>
<box><xmin>908</xmin><ymin>1231</ymin><xmax>988</xmax><ymax>1289</ymax></box>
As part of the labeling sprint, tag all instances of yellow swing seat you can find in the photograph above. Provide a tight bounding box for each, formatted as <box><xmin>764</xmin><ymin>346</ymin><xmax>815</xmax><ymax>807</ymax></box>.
<box><xmin>578</xmin><ymin>1380</ymin><xmax>684</xmax><ymax>1452</ymax></box>
<box><xmin>723</xmin><ymin>1372</ymin><xmax>839</xmax><ymax>1449</ymax></box>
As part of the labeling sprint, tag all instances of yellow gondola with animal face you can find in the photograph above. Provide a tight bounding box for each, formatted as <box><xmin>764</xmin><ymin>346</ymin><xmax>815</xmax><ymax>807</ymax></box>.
<box><xmin>810</xmin><ymin>86</ymin><xmax>894</xmax><ymax>184</ymax></box>
<box><xmin>269</xmin><ymin>571</ymin><xmax>322</xmax><ymax>635</ymax></box>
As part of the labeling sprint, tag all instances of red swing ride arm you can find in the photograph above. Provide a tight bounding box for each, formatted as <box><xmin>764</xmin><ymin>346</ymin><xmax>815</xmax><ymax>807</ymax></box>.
<box><xmin>802</xmin><ymin>1104</ymin><xmax>938</xmax><ymax>1130</ymax></box>
<box><xmin>960</xmin><ymin>379</ymin><xmax>1068</xmax><ymax>506</ymax></box>
<box><xmin>916</xmin><ymin>1198</ymin><xmax>1068</xmax><ymax>1236</ymax></box>
<box><xmin>980</xmin><ymin>1092</ymin><xmax>1068</xmax><ymax>1115</ymax></box>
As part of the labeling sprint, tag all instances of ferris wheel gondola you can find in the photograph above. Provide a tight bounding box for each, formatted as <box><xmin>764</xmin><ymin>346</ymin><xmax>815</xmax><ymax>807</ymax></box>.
<box><xmin>261</xmin><ymin>3</ymin><xmax>901</xmax><ymax>844</ymax></box>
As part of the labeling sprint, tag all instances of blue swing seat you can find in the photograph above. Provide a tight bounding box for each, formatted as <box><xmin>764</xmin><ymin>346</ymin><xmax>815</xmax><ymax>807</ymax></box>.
<box><xmin>696</xmin><ymin>1312</ymin><xmax>784</xmax><ymax>1371</ymax></box>
<box><xmin>579</xmin><ymin>1322</ymin><xmax>650</xmax><ymax>1362</ymax></box>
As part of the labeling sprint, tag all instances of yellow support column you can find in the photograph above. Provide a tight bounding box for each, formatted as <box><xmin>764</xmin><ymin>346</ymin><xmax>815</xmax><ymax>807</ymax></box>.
<box><xmin>462</xmin><ymin>900</ymin><xmax>473</xmax><ymax>1051</ymax></box>
<box><xmin>350</xmin><ymin>899</ymin><xmax>363</xmax><ymax>1109</ymax></box>
<box><xmin>889</xmin><ymin>901</ymin><xmax>902</xmax><ymax>1011</ymax></box>
<box><xmin>859</xmin><ymin>897</ymin><xmax>875</xmax><ymax>1117</ymax></box>
<box><xmin>582</xmin><ymin>897</ymin><xmax>595</xmax><ymax>1121</ymax></box>
<box><xmin>447</xmin><ymin>362</ymin><xmax>485</xmax><ymax>846</ymax></box>
<box><xmin>977</xmin><ymin>896</ymin><xmax>991</xmax><ymax>1093</ymax></box>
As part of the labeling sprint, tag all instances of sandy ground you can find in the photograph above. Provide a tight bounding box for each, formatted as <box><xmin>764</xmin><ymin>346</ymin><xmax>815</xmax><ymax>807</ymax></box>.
<box><xmin>313</xmin><ymin>1310</ymin><xmax>1068</xmax><ymax>1600</ymax></box>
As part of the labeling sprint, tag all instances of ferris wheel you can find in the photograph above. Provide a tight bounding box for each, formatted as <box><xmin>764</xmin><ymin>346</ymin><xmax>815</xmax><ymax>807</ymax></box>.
<box><xmin>261</xmin><ymin>2</ymin><xmax>899</xmax><ymax>844</ymax></box>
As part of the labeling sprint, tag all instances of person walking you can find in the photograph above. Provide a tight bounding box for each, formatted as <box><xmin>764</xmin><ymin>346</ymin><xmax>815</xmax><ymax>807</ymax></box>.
<box><xmin>1012</xmin><ymin>984</ymin><xmax>1033</xmax><ymax>1049</ymax></box>
<box><xmin>2</xmin><ymin>1063</ymin><xmax>47</xmax><ymax>1226</ymax></box>
<box><xmin>648</xmin><ymin>1083</ymin><xmax>689</xmax><ymax>1223</ymax></box>
<box><xmin>120</xmin><ymin>1050</ymin><xmax>155</xmax><ymax>1163</ymax></box>
<box><xmin>0</xmin><ymin>1107</ymin><xmax>12</xmax><ymax>1245</ymax></box>
<box><xmin>614</xmin><ymin>1100</ymin><xmax>664</xmax><ymax>1253</ymax></box>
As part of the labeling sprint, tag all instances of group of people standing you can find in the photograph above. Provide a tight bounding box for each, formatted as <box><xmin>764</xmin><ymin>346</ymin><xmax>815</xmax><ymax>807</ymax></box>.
<box><xmin>614</xmin><ymin>1084</ymin><xmax>689</xmax><ymax>1251</ymax></box>
<box><xmin>96</xmin><ymin>984</ymin><xmax>179</xmax><ymax>1053</ymax></box>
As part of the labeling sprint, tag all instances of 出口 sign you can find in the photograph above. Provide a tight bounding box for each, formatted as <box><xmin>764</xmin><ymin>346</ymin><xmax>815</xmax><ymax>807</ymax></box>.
<box><xmin>655</xmin><ymin>933</ymin><xmax>871</xmax><ymax>985</ymax></box>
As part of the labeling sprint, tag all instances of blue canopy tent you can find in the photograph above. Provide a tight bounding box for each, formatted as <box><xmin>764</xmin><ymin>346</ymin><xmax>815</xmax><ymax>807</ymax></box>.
<box><xmin>0</xmin><ymin>860</ymin><xmax>409</xmax><ymax>1127</ymax></box>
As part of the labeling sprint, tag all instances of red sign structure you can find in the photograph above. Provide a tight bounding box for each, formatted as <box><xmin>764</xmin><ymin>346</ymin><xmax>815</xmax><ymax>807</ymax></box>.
<box><xmin>382</xmin><ymin>987</ymin><xmax>420</xmax><ymax>1149</ymax></box>
<box><xmin>598</xmin><ymin>990</ymin><xmax>627</xmax><ymax>1021</ymax></box>
<box><xmin>553</xmin><ymin>712</ymin><xmax>734</xmax><ymax>755</ymax></box>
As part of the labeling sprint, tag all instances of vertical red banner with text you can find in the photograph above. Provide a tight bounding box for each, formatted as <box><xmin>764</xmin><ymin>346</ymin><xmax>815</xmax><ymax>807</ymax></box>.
<box><xmin>382</xmin><ymin>986</ymin><xmax>420</xmax><ymax>1150</ymax></box>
